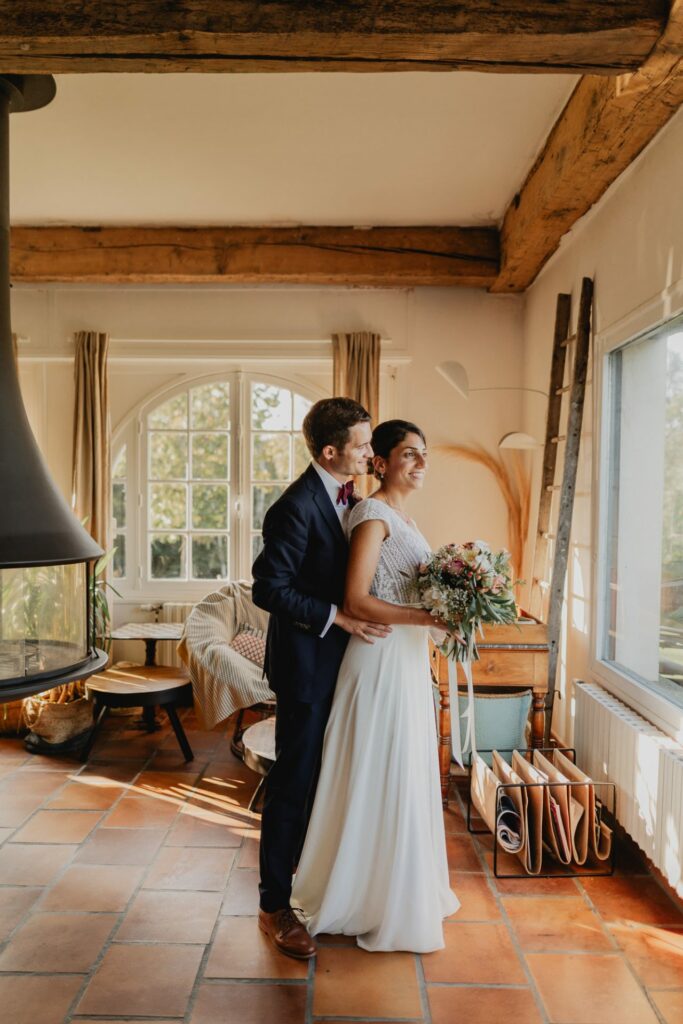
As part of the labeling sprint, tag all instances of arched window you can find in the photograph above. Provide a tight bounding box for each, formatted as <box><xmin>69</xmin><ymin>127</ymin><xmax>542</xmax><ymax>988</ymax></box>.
<box><xmin>111</xmin><ymin>373</ymin><xmax>315</xmax><ymax>596</ymax></box>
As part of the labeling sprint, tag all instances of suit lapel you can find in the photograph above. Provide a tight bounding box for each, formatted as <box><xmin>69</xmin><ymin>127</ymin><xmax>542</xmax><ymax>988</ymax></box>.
<box><xmin>304</xmin><ymin>465</ymin><xmax>346</xmax><ymax>546</ymax></box>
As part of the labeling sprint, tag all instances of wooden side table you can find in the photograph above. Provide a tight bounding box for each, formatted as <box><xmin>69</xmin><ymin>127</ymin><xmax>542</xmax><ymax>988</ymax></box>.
<box><xmin>80</xmin><ymin>664</ymin><xmax>194</xmax><ymax>762</ymax></box>
<box><xmin>109</xmin><ymin>622</ymin><xmax>185</xmax><ymax>667</ymax></box>
<box><xmin>242</xmin><ymin>716</ymin><xmax>275</xmax><ymax>812</ymax></box>
<box><xmin>430</xmin><ymin>613</ymin><xmax>550</xmax><ymax>805</ymax></box>
<box><xmin>108</xmin><ymin>622</ymin><xmax>186</xmax><ymax>731</ymax></box>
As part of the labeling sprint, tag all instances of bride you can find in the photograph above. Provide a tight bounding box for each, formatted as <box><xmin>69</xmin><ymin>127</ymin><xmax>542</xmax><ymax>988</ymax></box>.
<box><xmin>291</xmin><ymin>419</ymin><xmax>459</xmax><ymax>952</ymax></box>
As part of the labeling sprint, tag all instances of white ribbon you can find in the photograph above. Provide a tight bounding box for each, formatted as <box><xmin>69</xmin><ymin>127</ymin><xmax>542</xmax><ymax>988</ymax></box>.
<box><xmin>448</xmin><ymin>632</ymin><xmax>477</xmax><ymax>769</ymax></box>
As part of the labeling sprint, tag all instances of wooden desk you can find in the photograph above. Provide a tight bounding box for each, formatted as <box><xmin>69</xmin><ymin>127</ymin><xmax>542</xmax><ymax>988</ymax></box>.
<box><xmin>429</xmin><ymin>614</ymin><xmax>549</xmax><ymax>803</ymax></box>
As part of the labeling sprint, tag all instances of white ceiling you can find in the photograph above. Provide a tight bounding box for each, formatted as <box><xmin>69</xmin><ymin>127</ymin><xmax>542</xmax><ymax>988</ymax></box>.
<box><xmin>9</xmin><ymin>72</ymin><xmax>576</xmax><ymax>227</ymax></box>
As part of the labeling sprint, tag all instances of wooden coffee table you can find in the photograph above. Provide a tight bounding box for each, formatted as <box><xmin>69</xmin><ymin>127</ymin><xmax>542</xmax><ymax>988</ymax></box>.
<box><xmin>80</xmin><ymin>664</ymin><xmax>194</xmax><ymax>762</ymax></box>
<box><xmin>108</xmin><ymin>622</ymin><xmax>186</xmax><ymax>731</ymax></box>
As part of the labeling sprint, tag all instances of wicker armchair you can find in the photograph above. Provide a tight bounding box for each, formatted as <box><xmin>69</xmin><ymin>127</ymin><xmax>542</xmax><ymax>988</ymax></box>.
<box><xmin>177</xmin><ymin>581</ymin><xmax>275</xmax><ymax>752</ymax></box>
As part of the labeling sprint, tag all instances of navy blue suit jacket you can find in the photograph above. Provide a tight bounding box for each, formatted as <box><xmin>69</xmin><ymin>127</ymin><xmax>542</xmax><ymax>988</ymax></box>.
<box><xmin>251</xmin><ymin>464</ymin><xmax>350</xmax><ymax>703</ymax></box>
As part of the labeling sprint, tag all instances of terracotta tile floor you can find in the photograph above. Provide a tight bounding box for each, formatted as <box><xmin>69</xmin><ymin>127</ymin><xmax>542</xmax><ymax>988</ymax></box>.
<box><xmin>0</xmin><ymin>711</ymin><xmax>682</xmax><ymax>1024</ymax></box>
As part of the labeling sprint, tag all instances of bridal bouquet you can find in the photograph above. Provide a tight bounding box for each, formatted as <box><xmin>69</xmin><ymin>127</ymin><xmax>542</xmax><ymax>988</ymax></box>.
<box><xmin>417</xmin><ymin>541</ymin><xmax>517</xmax><ymax>662</ymax></box>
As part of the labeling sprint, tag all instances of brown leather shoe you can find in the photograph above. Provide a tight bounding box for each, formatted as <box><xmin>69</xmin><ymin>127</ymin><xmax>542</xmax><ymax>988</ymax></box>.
<box><xmin>258</xmin><ymin>907</ymin><xmax>316</xmax><ymax>960</ymax></box>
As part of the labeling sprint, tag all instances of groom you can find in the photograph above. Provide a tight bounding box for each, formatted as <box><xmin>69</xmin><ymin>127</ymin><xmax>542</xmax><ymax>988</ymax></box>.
<box><xmin>252</xmin><ymin>397</ymin><xmax>390</xmax><ymax>959</ymax></box>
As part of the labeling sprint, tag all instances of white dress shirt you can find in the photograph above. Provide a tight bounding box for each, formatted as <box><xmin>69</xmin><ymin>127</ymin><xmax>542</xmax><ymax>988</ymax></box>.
<box><xmin>311</xmin><ymin>460</ymin><xmax>349</xmax><ymax>637</ymax></box>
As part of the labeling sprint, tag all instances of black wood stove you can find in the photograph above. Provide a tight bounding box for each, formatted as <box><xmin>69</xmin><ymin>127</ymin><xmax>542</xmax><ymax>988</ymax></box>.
<box><xmin>0</xmin><ymin>75</ymin><xmax>107</xmax><ymax>704</ymax></box>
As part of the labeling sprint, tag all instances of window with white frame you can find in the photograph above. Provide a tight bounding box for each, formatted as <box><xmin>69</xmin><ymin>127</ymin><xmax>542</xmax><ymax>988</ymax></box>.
<box><xmin>147</xmin><ymin>381</ymin><xmax>232</xmax><ymax>581</ymax></box>
<box><xmin>250</xmin><ymin>382</ymin><xmax>312</xmax><ymax>563</ymax></box>
<box><xmin>110</xmin><ymin>374</ymin><xmax>314</xmax><ymax>594</ymax></box>
<box><xmin>600</xmin><ymin>315</ymin><xmax>683</xmax><ymax>710</ymax></box>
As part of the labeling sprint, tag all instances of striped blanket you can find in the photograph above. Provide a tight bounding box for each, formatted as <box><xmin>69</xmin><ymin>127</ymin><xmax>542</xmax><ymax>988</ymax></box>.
<box><xmin>177</xmin><ymin>581</ymin><xmax>275</xmax><ymax>730</ymax></box>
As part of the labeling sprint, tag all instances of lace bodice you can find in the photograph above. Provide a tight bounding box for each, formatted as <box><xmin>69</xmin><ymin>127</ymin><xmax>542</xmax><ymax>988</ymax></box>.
<box><xmin>345</xmin><ymin>498</ymin><xmax>430</xmax><ymax>606</ymax></box>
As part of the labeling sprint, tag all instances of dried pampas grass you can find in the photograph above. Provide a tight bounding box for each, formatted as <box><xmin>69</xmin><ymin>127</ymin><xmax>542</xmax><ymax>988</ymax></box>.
<box><xmin>41</xmin><ymin>681</ymin><xmax>86</xmax><ymax>704</ymax></box>
<box><xmin>436</xmin><ymin>444</ymin><xmax>530</xmax><ymax>587</ymax></box>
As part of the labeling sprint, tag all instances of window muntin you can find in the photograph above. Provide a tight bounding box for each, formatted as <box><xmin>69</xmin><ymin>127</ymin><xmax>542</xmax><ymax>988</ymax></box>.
<box><xmin>601</xmin><ymin>319</ymin><xmax>683</xmax><ymax>709</ymax></box>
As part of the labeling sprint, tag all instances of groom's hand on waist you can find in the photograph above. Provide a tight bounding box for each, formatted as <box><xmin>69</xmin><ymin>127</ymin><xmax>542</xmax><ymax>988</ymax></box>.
<box><xmin>334</xmin><ymin>610</ymin><xmax>392</xmax><ymax>644</ymax></box>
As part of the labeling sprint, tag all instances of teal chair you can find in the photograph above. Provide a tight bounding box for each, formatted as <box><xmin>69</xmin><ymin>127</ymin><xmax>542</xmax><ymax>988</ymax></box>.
<box><xmin>457</xmin><ymin>689</ymin><xmax>533</xmax><ymax>767</ymax></box>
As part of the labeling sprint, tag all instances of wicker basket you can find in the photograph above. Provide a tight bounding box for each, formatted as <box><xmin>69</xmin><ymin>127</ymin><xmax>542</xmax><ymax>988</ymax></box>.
<box><xmin>0</xmin><ymin>699</ymin><xmax>28</xmax><ymax>737</ymax></box>
<box><xmin>23</xmin><ymin>695</ymin><xmax>93</xmax><ymax>745</ymax></box>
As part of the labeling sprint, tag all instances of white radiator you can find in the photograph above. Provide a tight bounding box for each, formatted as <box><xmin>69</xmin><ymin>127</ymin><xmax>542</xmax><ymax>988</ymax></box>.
<box><xmin>159</xmin><ymin>602</ymin><xmax>196</xmax><ymax>668</ymax></box>
<box><xmin>575</xmin><ymin>683</ymin><xmax>683</xmax><ymax>897</ymax></box>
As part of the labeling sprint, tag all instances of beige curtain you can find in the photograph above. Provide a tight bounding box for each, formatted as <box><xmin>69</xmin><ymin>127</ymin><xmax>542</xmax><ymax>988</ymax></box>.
<box><xmin>332</xmin><ymin>331</ymin><xmax>381</xmax><ymax>424</ymax></box>
<box><xmin>71</xmin><ymin>330</ymin><xmax>111</xmax><ymax>550</ymax></box>
<box><xmin>332</xmin><ymin>331</ymin><xmax>381</xmax><ymax>495</ymax></box>
<box><xmin>11</xmin><ymin>332</ymin><xmax>18</xmax><ymax>366</ymax></box>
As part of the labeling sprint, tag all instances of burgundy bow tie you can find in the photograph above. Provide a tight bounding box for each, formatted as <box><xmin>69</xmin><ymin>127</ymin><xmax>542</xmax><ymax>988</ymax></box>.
<box><xmin>336</xmin><ymin>481</ymin><xmax>355</xmax><ymax>506</ymax></box>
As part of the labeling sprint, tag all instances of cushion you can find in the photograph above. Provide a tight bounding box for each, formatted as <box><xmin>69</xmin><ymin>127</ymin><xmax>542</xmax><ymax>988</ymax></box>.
<box><xmin>229</xmin><ymin>624</ymin><xmax>266</xmax><ymax>667</ymax></box>
<box><xmin>457</xmin><ymin>689</ymin><xmax>533</xmax><ymax>767</ymax></box>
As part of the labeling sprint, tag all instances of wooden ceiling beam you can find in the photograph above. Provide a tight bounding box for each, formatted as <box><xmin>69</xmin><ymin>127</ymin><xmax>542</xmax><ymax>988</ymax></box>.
<box><xmin>9</xmin><ymin>225</ymin><xmax>500</xmax><ymax>288</ymax></box>
<box><xmin>0</xmin><ymin>2</ymin><xmax>670</xmax><ymax>75</ymax></box>
<box><xmin>492</xmin><ymin>1</ymin><xmax>683</xmax><ymax>292</ymax></box>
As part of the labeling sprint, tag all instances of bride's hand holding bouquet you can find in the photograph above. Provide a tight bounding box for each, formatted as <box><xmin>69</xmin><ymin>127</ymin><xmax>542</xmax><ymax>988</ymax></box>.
<box><xmin>416</xmin><ymin>540</ymin><xmax>518</xmax><ymax>662</ymax></box>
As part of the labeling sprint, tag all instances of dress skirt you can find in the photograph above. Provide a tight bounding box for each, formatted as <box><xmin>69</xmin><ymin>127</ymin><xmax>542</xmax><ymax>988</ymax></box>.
<box><xmin>291</xmin><ymin>624</ymin><xmax>459</xmax><ymax>953</ymax></box>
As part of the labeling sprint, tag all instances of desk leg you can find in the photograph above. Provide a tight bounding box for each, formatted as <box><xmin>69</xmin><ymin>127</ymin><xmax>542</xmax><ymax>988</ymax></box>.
<box><xmin>438</xmin><ymin>674</ymin><xmax>451</xmax><ymax>807</ymax></box>
<box><xmin>144</xmin><ymin>639</ymin><xmax>157</xmax><ymax>666</ymax></box>
<box><xmin>531</xmin><ymin>693</ymin><xmax>545</xmax><ymax>748</ymax></box>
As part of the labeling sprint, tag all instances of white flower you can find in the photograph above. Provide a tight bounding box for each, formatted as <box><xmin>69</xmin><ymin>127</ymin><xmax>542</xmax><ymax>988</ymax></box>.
<box><xmin>420</xmin><ymin>585</ymin><xmax>450</xmax><ymax>618</ymax></box>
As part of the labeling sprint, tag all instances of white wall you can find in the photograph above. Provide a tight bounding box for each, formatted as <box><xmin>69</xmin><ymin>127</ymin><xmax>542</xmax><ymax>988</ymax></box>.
<box><xmin>13</xmin><ymin>283</ymin><xmax>525</xmax><ymax>613</ymax></box>
<box><xmin>522</xmin><ymin>106</ymin><xmax>683</xmax><ymax>743</ymax></box>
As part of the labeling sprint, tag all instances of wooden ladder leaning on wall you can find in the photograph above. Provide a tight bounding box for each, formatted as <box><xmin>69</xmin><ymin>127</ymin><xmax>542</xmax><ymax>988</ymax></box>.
<box><xmin>530</xmin><ymin>277</ymin><xmax>594</xmax><ymax>744</ymax></box>
<box><xmin>429</xmin><ymin>278</ymin><xmax>593</xmax><ymax>804</ymax></box>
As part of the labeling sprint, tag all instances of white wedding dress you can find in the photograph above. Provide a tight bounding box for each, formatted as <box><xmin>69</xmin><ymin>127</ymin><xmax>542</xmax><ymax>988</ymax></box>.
<box><xmin>291</xmin><ymin>498</ymin><xmax>459</xmax><ymax>952</ymax></box>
